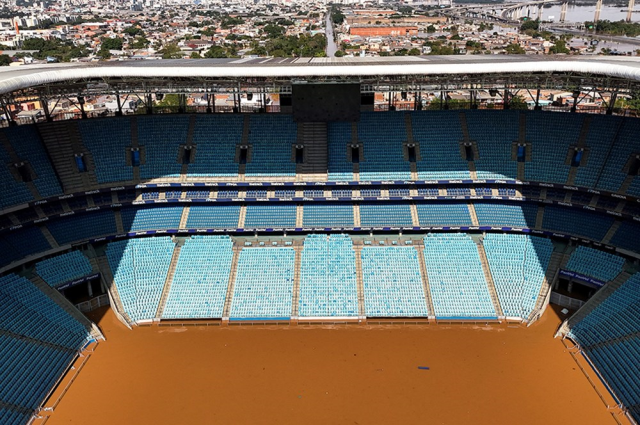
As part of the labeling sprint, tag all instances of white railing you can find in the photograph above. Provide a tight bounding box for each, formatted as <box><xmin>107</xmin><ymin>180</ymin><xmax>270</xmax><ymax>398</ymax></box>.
<box><xmin>550</xmin><ymin>292</ymin><xmax>586</xmax><ymax>310</ymax></box>
<box><xmin>75</xmin><ymin>294</ymin><xmax>110</xmax><ymax>313</ymax></box>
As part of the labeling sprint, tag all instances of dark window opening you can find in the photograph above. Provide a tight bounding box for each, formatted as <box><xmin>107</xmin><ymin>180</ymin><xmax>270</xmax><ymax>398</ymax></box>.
<box><xmin>295</xmin><ymin>145</ymin><xmax>304</xmax><ymax>164</ymax></box>
<box><xmin>464</xmin><ymin>144</ymin><xmax>474</xmax><ymax>161</ymax></box>
<box><xmin>351</xmin><ymin>146</ymin><xmax>360</xmax><ymax>164</ymax></box>
<box><xmin>14</xmin><ymin>162</ymin><xmax>32</xmax><ymax>182</ymax></box>
<box><xmin>571</xmin><ymin>149</ymin><xmax>584</xmax><ymax>167</ymax></box>
<box><xmin>131</xmin><ymin>148</ymin><xmax>141</xmax><ymax>167</ymax></box>
<box><xmin>517</xmin><ymin>144</ymin><xmax>526</xmax><ymax>163</ymax></box>
<box><xmin>629</xmin><ymin>155</ymin><xmax>640</xmax><ymax>176</ymax></box>
<box><xmin>407</xmin><ymin>145</ymin><xmax>417</xmax><ymax>163</ymax></box>
<box><xmin>74</xmin><ymin>154</ymin><xmax>87</xmax><ymax>173</ymax></box>
<box><xmin>239</xmin><ymin>147</ymin><xmax>248</xmax><ymax>164</ymax></box>
<box><xmin>182</xmin><ymin>147</ymin><xmax>192</xmax><ymax>165</ymax></box>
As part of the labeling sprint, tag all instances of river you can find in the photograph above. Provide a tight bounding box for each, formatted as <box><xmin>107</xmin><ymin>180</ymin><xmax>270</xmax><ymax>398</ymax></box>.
<box><xmin>325</xmin><ymin>12</ymin><xmax>339</xmax><ymax>57</ymax></box>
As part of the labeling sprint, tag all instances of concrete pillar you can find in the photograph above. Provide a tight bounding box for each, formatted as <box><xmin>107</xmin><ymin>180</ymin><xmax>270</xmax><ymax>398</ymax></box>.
<box><xmin>594</xmin><ymin>0</ymin><xmax>603</xmax><ymax>22</ymax></box>
<box><xmin>627</xmin><ymin>0</ymin><xmax>635</xmax><ymax>22</ymax></box>
<box><xmin>560</xmin><ymin>1</ymin><xmax>568</xmax><ymax>22</ymax></box>
<box><xmin>538</xmin><ymin>4</ymin><xmax>543</xmax><ymax>20</ymax></box>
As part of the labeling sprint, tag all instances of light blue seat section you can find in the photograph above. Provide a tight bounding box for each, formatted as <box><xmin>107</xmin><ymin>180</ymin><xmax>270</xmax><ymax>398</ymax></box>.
<box><xmin>474</xmin><ymin>203</ymin><xmax>538</xmax><ymax>228</ymax></box>
<box><xmin>0</xmin><ymin>333</ymin><xmax>76</xmax><ymax>412</ymax></box>
<box><xmin>244</xmin><ymin>115</ymin><xmax>296</xmax><ymax>177</ymax></box>
<box><xmin>48</xmin><ymin>210</ymin><xmax>117</xmax><ymax>245</ymax></box>
<box><xmin>78</xmin><ymin>118</ymin><xmax>133</xmax><ymax>183</ymax></box>
<box><xmin>465</xmin><ymin>110</ymin><xmax>519</xmax><ymax>180</ymax></box>
<box><xmin>106</xmin><ymin>237</ymin><xmax>175</xmax><ymax>322</ymax></box>
<box><xmin>360</xmin><ymin>202</ymin><xmax>413</xmax><ymax>227</ymax></box>
<box><xmin>244</xmin><ymin>204</ymin><xmax>297</xmax><ymax>228</ymax></box>
<box><xmin>189</xmin><ymin>115</ymin><xmax>242</xmax><ymax>177</ymax></box>
<box><xmin>358</xmin><ymin>112</ymin><xmax>411</xmax><ymax>180</ymax></box>
<box><xmin>185</xmin><ymin>205</ymin><xmax>240</xmax><ymax>228</ymax></box>
<box><xmin>574</xmin><ymin>115</ymin><xmax>621</xmax><ymax>188</ymax></box>
<box><xmin>565</xmin><ymin>246</ymin><xmax>625</xmax><ymax>282</ymax></box>
<box><xmin>302</xmin><ymin>203</ymin><xmax>354</xmax><ymax>227</ymax></box>
<box><xmin>230</xmin><ymin>247</ymin><xmax>295</xmax><ymax>319</ymax></box>
<box><xmin>4</xmin><ymin>126</ymin><xmax>62</xmax><ymax>198</ymax></box>
<box><xmin>0</xmin><ymin>273</ymin><xmax>90</xmax><ymax>350</ymax></box>
<box><xmin>542</xmin><ymin>206</ymin><xmax>614</xmax><ymax>241</ymax></box>
<box><xmin>525</xmin><ymin>111</ymin><xmax>583</xmax><ymax>184</ymax></box>
<box><xmin>327</xmin><ymin>121</ymin><xmax>353</xmax><ymax>181</ymax></box>
<box><xmin>0</xmin><ymin>226</ymin><xmax>52</xmax><ymax>265</ymax></box>
<box><xmin>423</xmin><ymin>233</ymin><xmax>496</xmax><ymax>319</ymax></box>
<box><xmin>361</xmin><ymin>246</ymin><xmax>428</xmax><ymax>317</ymax></box>
<box><xmin>610</xmin><ymin>221</ymin><xmax>640</xmax><ymax>253</ymax></box>
<box><xmin>298</xmin><ymin>234</ymin><xmax>358</xmax><ymax>317</ymax></box>
<box><xmin>483</xmin><ymin>234</ymin><xmax>553</xmax><ymax>319</ymax></box>
<box><xmin>415</xmin><ymin>202</ymin><xmax>472</xmax><ymax>226</ymax></box>
<box><xmin>0</xmin><ymin>132</ymin><xmax>33</xmax><ymax>209</ymax></box>
<box><xmin>137</xmin><ymin>115</ymin><xmax>189</xmax><ymax>179</ymax></box>
<box><xmin>596</xmin><ymin>118</ymin><xmax>640</xmax><ymax>193</ymax></box>
<box><xmin>35</xmin><ymin>251</ymin><xmax>93</xmax><ymax>288</ymax></box>
<box><xmin>120</xmin><ymin>206</ymin><xmax>183</xmax><ymax>231</ymax></box>
<box><xmin>568</xmin><ymin>273</ymin><xmax>640</xmax><ymax>346</ymax></box>
<box><xmin>411</xmin><ymin>111</ymin><xmax>471</xmax><ymax>180</ymax></box>
<box><xmin>162</xmin><ymin>236</ymin><xmax>233</xmax><ymax>319</ymax></box>
<box><xmin>627</xmin><ymin>178</ymin><xmax>640</xmax><ymax>198</ymax></box>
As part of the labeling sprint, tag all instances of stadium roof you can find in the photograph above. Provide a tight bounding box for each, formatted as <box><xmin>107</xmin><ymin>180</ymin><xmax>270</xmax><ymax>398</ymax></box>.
<box><xmin>2</xmin><ymin>55</ymin><xmax>640</xmax><ymax>96</ymax></box>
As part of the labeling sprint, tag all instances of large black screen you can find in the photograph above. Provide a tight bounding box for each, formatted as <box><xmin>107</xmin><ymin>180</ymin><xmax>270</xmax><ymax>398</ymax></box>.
<box><xmin>292</xmin><ymin>83</ymin><xmax>360</xmax><ymax>122</ymax></box>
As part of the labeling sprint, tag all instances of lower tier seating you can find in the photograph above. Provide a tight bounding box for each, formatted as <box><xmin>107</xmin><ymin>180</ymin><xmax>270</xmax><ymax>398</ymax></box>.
<box><xmin>565</xmin><ymin>246</ymin><xmax>625</xmax><ymax>282</ymax></box>
<box><xmin>35</xmin><ymin>250</ymin><xmax>93</xmax><ymax>288</ymax></box>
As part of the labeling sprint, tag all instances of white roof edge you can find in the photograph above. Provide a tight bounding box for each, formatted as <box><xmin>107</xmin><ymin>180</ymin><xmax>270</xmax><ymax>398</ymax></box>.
<box><xmin>2</xmin><ymin>59</ymin><xmax>640</xmax><ymax>95</ymax></box>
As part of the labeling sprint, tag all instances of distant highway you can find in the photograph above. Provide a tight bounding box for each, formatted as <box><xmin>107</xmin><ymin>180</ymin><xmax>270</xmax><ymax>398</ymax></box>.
<box><xmin>325</xmin><ymin>12</ymin><xmax>339</xmax><ymax>57</ymax></box>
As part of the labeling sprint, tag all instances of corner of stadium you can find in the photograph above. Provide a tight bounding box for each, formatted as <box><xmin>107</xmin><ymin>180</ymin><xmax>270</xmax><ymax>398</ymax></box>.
<box><xmin>0</xmin><ymin>56</ymin><xmax>639</xmax><ymax>425</ymax></box>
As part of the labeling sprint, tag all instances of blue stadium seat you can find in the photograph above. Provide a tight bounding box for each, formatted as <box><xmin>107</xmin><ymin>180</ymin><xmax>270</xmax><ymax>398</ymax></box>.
<box><xmin>35</xmin><ymin>251</ymin><xmax>93</xmax><ymax>288</ymax></box>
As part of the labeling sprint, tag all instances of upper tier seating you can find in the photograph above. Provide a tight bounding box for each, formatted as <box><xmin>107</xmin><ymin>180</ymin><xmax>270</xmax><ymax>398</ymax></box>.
<box><xmin>415</xmin><ymin>202</ymin><xmax>472</xmax><ymax>227</ymax></box>
<box><xmin>423</xmin><ymin>233</ymin><xmax>496</xmax><ymax>319</ymax></box>
<box><xmin>474</xmin><ymin>202</ymin><xmax>538</xmax><ymax>228</ymax></box>
<box><xmin>302</xmin><ymin>203</ymin><xmax>354</xmax><ymax>228</ymax></box>
<box><xmin>0</xmin><ymin>141</ymin><xmax>34</xmax><ymax>210</ymax></box>
<box><xmin>411</xmin><ymin>111</ymin><xmax>471</xmax><ymax>180</ymax></box>
<box><xmin>35</xmin><ymin>250</ymin><xmax>93</xmax><ymax>288</ymax></box>
<box><xmin>244</xmin><ymin>115</ymin><xmax>296</xmax><ymax>177</ymax></box>
<box><xmin>48</xmin><ymin>210</ymin><xmax>117</xmax><ymax>245</ymax></box>
<box><xmin>185</xmin><ymin>205</ymin><xmax>240</xmax><ymax>229</ymax></box>
<box><xmin>525</xmin><ymin>111</ymin><xmax>583</xmax><ymax>184</ymax></box>
<box><xmin>244</xmin><ymin>204</ymin><xmax>297</xmax><ymax>228</ymax></box>
<box><xmin>230</xmin><ymin>247</ymin><xmax>295</xmax><ymax>319</ymax></box>
<box><xmin>188</xmin><ymin>115</ymin><xmax>243</xmax><ymax>178</ymax></box>
<box><xmin>78</xmin><ymin>118</ymin><xmax>133</xmax><ymax>183</ymax></box>
<box><xmin>106</xmin><ymin>237</ymin><xmax>175</xmax><ymax>322</ymax></box>
<box><xmin>138</xmin><ymin>115</ymin><xmax>190</xmax><ymax>179</ymax></box>
<box><xmin>483</xmin><ymin>233</ymin><xmax>553</xmax><ymax>319</ymax></box>
<box><xmin>596</xmin><ymin>118</ymin><xmax>640</xmax><ymax>194</ymax></box>
<box><xmin>609</xmin><ymin>221</ymin><xmax>640</xmax><ymax>253</ymax></box>
<box><xmin>573</xmin><ymin>115</ymin><xmax>621</xmax><ymax>189</ymax></box>
<box><xmin>0</xmin><ymin>273</ymin><xmax>91</xmax><ymax>350</ymax></box>
<box><xmin>358</xmin><ymin>112</ymin><xmax>411</xmax><ymax>180</ymax></box>
<box><xmin>0</xmin><ymin>226</ymin><xmax>52</xmax><ymax>265</ymax></box>
<box><xmin>360</xmin><ymin>202</ymin><xmax>413</xmax><ymax>227</ymax></box>
<box><xmin>327</xmin><ymin>121</ymin><xmax>354</xmax><ymax>181</ymax></box>
<box><xmin>542</xmin><ymin>206</ymin><xmax>614</xmax><ymax>242</ymax></box>
<box><xmin>121</xmin><ymin>206</ymin><xmax>183</xmax><ymax>231</ymax></box>
<box><xmin>361</xmin><ymin>246</ymin><xmax>428</xmax><ymax>317</ymax></box>
<box><xmin>162</xmin><ymin>236</ymin><xmax>233</xmax><ymax>319</ymax></box>
<box><xmin>299</xmin><ymin>234</ymin><xmax>358</xmax><ymax>317</ymax></box>
<box><xmin>565</xmin><ymin>246</ymin><xmax>625</xmax><ymax>282</ymax></box>
<box><xmin>465</xmin><ymin>110</ymin><xmax>519</xmax><ymax>180</ymax></box>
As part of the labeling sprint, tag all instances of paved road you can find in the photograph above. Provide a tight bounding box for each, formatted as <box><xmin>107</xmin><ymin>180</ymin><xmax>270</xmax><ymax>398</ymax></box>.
<box><xmin>325</xmin><ymin>12</ymin><xmax>339</xmax><ymax>57</ymax></box>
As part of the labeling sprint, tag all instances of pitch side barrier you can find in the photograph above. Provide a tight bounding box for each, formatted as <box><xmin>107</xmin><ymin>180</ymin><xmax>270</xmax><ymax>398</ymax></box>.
<box><xmin>558</xmin><ymin>270</ymin><xmax>607</xmax><ymax>288</ymax></box>
<box><xmin>2</xmin><ymin>193</ymin><xmax>637</xmax><ymax>238</ymax></box>
<box><xmin>1</xmin><ymin>178</ymin><xmax>637</xmax><ymax>217</ymax></box>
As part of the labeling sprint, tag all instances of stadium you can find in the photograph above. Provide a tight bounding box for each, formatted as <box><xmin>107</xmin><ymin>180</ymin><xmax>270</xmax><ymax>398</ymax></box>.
<box><xmin>0</xmin><ymin>55</ymin><xmax>639</xmax><ymax>425</ymax></box>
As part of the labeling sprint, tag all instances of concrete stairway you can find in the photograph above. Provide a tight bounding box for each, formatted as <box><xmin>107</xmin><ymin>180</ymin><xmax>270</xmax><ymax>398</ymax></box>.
<box><xmin>414</xmin><ymin>245</ymin><xmax>436</xmax><ymax>318</ymax></box>
<box><xmin>602</xmin><ymin>220</ymin><xmax>622</xmax><ymax>245</ymax></box>
<box><xmin>528</xmin><ymin>251</ymin><xmax>564</xmax><ymax>324</ymax></box>
<box><xmin>222</xmin><ymin>245</ymin><xmax>242</xmax><ymax>320</ymax></box>
<box><xmin>467</xmin><ymin>203</ymin><xmax>480</xmax><ymax>226</ymax></box>
<box><xmin>297</xmin><ymin>122</ymin><xmax>328</xmax><ymax>181</ymax></box>
<box><xmin>566</xmin><ymin>116</ymin><xmax>591</xmax><ymax>186</ymax></box>
<box><xmin>353</xmin><ymin>244</ymin><xmax>366</xmax><ymax>318</ymax></box>
<box><xmin>155</xmin><ymin>243</ymin><xmax>183</xmax><ymax>319</ymax></box>
<box><xmin>179</xmin><ymin>206</ymin><xmax>190</xmax><ymax>229</ymax></box>
<box><xmin>291</xmin><ymin>245</ymin><xmax>303</xmax><ymax>318</ymax></box>
<box><xmin>95</xmin><ymin>255</ymin><xmax>132</xmax><ymax>327</ymax></box>
<box><xmin>475</xmin><ymin>241</ymin><xmax>505</xmax><ymax>318</ymax></box>
<box><xmin>29</xmin><ymin>275</ymin><xmax>104</xmax><ymax>341</ymax></box>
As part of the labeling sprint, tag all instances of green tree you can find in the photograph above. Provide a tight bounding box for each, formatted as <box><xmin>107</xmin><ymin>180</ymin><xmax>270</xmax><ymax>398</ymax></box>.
<box><xmin>190</xmin><ymin>51</ymin><xmax>202</xmax><ymax>59</ymax></box>
<box><xmin>124</xmin><ymin>26</ymin><xmax>144</xmax><ymax>37</ymax></box>
<box><xmin>520</xmin><ymin>19</ymin><xmax>539</xmax><ymax>32</ymax></box>
<box><xmin>159</xmin><ymin>43</ymin><xmax>183</xmax><ymax>59</ymax></box>
<box><xmin>204</xmin><ymin>45</ymin><xmax>229</xmax><ymax>58</ymax></box>
<box><xmin>263</xmin><ymin>24</ymin><xmax>285</xmax><ymax>38</ymax></box>
<box><xmin>335</xmin><ymin>50</ymin><xmax>345</xmax><ymax>57</ymax></box>
<box><xmin>549</xmin><ymin>39</ymin><xmax>570</xmax><ymax>54</ymax></box>
<box><xmin>426</xmin><ymin>25</ymin><xmax>436</xmax><ymax>33</ymax></box>
<box><xmin>508</xmin><ymin>94</ymin><xmax>529</xmax><ymax>110</ymax></box>
<box><xmin>408</xmin><ymin>48</ymin><xmax>421</xmax><ymax>56</ymax></box>
<box><xmin>0</xmin><ymin>54</ymin><xmax>11</xmax><ymax>66</ymax></box>
<box><xmin>505</xmin><ymin>43</ymin><xmax>525</xmax><ymax>54</ymax></box>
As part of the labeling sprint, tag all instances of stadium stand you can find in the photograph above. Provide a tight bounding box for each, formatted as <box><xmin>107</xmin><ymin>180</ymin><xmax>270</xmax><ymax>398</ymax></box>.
<box><xmin>609</xmin><ymin>221</ymin><xmax>640</xmax><ymax>253</ymax></box>
<box><xmin>162</xmin><ymin>236</ymin><xmax>234</xmax><ymax>319</ymax></box>
<box><xmin>35</xmin><ymin>250</ymin><xmax>93</xmax><ymax>288</ymax></box>
<box><xmin>358</xmin><ymin>112</ymin><xmax>411</xmax><ymax>181</ymax></box>
<box><xmin>48</xmin><ymin>210</ymin><xmax>118</xmax><ymax>245</ymax></box>
<box><xmin>78</xmin><ymin>118</ymin><xmax>133</xmax><ymax>183</ymax></box>
<box><xmin>185</xmin><ymin>205</ymin><xmax>241</xmax><ymax>229</ymax></box>
<box><xmin>244</xmin><ymin>204</ymin><xmax>297</xmax><ymax>228</ymax></box>
<box><xmin>0</xmin><ymin>144</ymin><xmax>35</xmax><ymax>209</ymax></box>
<box><xmin>565</xmin><ymin>246</ymin><xmax>626</xmax><ymax>282</ymax></box>
<box><xmin>423</xmin><ymin>234</ymin><xmax>496</xmax><ymax>319</ymax></box>
<box><xmin>483</xmin><ymin>233</ymin><xmax>553</xmax><ymax>319</ymax></box>
<box><xmin>327</xmin><ymin>121</ymin><xmax>354</xmax><ymax>181</ymax></box>
<box><xmin>298</xmin><ymin>234</ymin><xmax>358</xmax><ymax>317</ymax></box>
<box><xmin>361</xmin><ymin>245</ymin><xmax>428</xmax><ymax>317</ymax></box>
<box><xmin>302</xmin><ymin>203</ymin><xmax>354</xmax><ymax>227</ymax></box>
<box><xmin>137</xmin><ymin>115</ymin><xmax>190</xmax><ymax>179</ymax></box>
<box><xmin>415</xmin><ymin>202</ymin><xmax>472</xmax><ymax>227</ymax></box>
<box><xmin>244</xmin><ymin>115</ymin><xmax>297</xmax><ymax>177</ymax></box>
<box><xmin>541</xmin><ymin>206</ymin><xmax>615</xmax><ymax>242</ymax></box>
<box><xmin>474</xmin><ymin>203</ymin><xmax>537</xmax><ymax>228</ymax></box>
<box><xmin>230</xmin><ymin>247</ymin><xmax>295</xmax><ymax>319</ymax></box>
<box><xmin>0</xmin><ymin>226</ymin><xmax>52</xmax><ymax>265</ymax></box>
<box><xmin>188</xmin><ymin>115</ymin><xmax>243</xmax><ymax>178</ymax></box>
<box><xmin>106</xmin><ymin>237</ymin><xmax>175</xmax><ymax>322</ymax></box>
<box><xmin>573</xmin><ymin>115</ymin><xmax>621</xmax><ymax>189</ymax></box>
<box><xmin>596</xmin><ymin>118</ymin><xmax>640</xmax><ymax>194</ymax></box>
<box><xmin>360</xmin><ymin>202</ymin><xmax>413</xmax><ymax>227</ymax></box>
<box><xmin>120</xmin><ymin>206</ymin><xmax>183</xmax><ymax>231</ymax></box>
